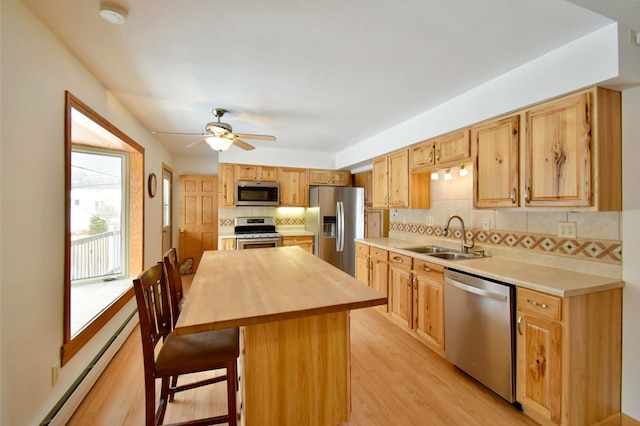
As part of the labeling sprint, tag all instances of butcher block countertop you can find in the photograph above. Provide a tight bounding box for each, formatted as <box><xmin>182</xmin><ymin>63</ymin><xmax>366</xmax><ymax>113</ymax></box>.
<box><xmin>358</xmin><ymin>237</ymin><xmax>624</xmax><ymax>297</ymax></box>
<box><xmin>175</xmin><ymin>246</ymin><xmax>386</xmax><ymax>335</ymax></box>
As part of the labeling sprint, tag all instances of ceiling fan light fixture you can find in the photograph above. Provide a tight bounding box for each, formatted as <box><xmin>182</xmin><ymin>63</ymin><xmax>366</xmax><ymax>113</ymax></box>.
<box><xmin>99</xmin><ymin>2</ymin><xmax>128</xmax><ymax>24</ymax></box>
<box><xmin>205</xmin><ymin>136</ymin><xmax>233</xmax><ymax>151</ymax></box>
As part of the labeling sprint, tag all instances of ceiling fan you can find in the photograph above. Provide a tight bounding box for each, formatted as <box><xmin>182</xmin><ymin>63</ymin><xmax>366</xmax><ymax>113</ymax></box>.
<box><xmin>152</xmin><ymin>108</ymin><xmax>276</xmax><ymax>151</ymax></box>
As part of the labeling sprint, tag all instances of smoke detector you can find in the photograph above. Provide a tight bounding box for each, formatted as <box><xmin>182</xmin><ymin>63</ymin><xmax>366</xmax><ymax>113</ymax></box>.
<box><xmin>99</xmin><ymin>2</ymin><xmax>128</xmax><ymax>24</ymax></box>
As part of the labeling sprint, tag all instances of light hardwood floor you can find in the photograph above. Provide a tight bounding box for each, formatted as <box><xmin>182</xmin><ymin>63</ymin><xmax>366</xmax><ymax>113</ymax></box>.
<box><xmin>68</xmin><ymin>276</ymin><xmax>538</xmax><ymax>425</ymax></box>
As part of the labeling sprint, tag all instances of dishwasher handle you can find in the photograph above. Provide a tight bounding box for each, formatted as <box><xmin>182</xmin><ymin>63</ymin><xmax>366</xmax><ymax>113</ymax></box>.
<box><xmin>446</xmin><ymin>277</ymin><xmax>508</xmax><ymax>302</ymax></box>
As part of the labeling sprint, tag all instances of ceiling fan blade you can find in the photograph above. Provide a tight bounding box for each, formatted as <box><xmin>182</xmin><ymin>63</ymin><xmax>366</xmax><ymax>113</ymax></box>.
<box><xmin>186</xmin><ymin>139</ymin><xmax>206</xmax><ymax>148</ymax></box>
<box><xmin>234</xmin><ymin>133</ymin><xmax>276</xmax><ymax>141</ymax></box>
<box><xmin>232</xmin><ymin>138</ymin><xmax>255</xmax><ymax>151</ymax></box>
<box><xmin>153</xmin><ymin>131</ymin><xmax>208</xmax><ymax>136</ymax></box>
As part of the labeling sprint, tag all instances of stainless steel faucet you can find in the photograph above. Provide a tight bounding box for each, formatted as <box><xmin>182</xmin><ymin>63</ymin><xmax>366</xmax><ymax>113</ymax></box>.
<box><xmin>444</xmin><ymin>215</ymin><xmax>474</xmax><ymax>253</ymax></box>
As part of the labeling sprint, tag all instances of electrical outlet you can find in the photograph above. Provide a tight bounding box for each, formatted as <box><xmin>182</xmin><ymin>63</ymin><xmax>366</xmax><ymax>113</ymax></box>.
<box><xmin>482</xmin><ymin>217</ymin><xmax>490</xmax><ymax>231</ymax></box>
<box><xmin>558</xmin><ymin>221</ymin><xmax>577</xmax><ymax>238</ymax></box>
<box><xmin>51</xmin><ymin>364</ymin><xmax>60</xmax><ymax>386</ymax></box>
<box><xmin>426</xmin><ymin>216</ymin><xmax>434</xmax><ymax>226</ymax></box>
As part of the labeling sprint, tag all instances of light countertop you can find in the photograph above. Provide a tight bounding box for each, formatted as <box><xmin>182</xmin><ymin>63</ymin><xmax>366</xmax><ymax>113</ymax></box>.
<box><xmin>357</xmin><ymin>237</ymin><xmax>623</xmax><ymax>297</ymax></box>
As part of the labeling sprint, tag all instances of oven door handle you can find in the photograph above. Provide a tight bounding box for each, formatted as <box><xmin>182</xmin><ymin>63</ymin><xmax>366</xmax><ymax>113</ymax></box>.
<box><xmin>336</xmin><ymin>201</ymin><xmax>344</xmax><ymax>252</ymax></box>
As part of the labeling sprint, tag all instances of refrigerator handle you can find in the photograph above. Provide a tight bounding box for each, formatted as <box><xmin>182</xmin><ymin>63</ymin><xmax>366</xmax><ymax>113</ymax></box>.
<box><xmin>336</xmin><ymin>201</ymin><xmax>344</xmax><ymax>252</ymax></box>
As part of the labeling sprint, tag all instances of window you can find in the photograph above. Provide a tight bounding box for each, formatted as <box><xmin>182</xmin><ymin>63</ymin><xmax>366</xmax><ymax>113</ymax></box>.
<box><xmin>62</xmin><ymin>92</ymin><xmax>144</xmax><ymax>365</ymax></box>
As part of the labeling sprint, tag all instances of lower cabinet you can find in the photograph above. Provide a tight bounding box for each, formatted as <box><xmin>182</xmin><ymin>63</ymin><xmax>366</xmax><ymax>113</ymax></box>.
<box><xmin>355</xmin><ymin>243</ymin><xmax>370</xmax><ymax>286</ymax></box>
<box><xmin>282</xmin><ymin>235</ymin><xmax>314</xmax><ymax>254</ymax></box>
<box><xmin>516</xmin><ymin>287</ymin><xmax>622</xmax><ymax>426</ymax></box>
<box><xmin>389</xmin><ymin>252</ymin><xmax>413</xmax><ymax>326</ymax></box>
<box><xmin>413</xmin><ymin>259</ymin><xmax>445</xmax><ymax>351</ymax></box>
<box><xmin>219</xmin><ymin>237</ymin><xmax>235</xmax><ymax>251</ymax></box>
<box><xmin>370</xmin><ymin>248</ymin><xmax>389</xmax><ymax>312</ymax></box>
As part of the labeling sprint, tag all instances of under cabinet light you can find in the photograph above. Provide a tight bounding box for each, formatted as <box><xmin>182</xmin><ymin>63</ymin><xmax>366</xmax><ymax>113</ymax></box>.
<box><xmin>444</xmin><ymin>168</ymin><xmax>453</xmax><ymax>181</ymax></box>
<box><xmin>459</xmin><ymin>164</ymin><xmax>469</xmax><ymax>177</ymax></box>
<box><xmin>431</xmin><ymin>169</ymin><xmax>439</xmax><ymax>180</ymax></box>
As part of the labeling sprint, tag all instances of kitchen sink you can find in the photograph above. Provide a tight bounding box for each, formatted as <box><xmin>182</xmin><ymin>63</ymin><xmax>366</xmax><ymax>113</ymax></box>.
<box><xmin>427</xmin><ymin>252</ymin><xmax>479</xmax><ymax>260</ymax></box>
<box><xmin>402</xmin><ymin>245</ymin><xmax>450</xmax><ymax>254</ymax></box>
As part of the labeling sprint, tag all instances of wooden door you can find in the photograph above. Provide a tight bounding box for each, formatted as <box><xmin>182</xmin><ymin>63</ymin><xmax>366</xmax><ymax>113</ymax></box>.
<box><xmin>473</xmin><ymin>116</ymin><xmax>520</xmax><ymax>208</ymax></box>
<box><xmin>516</xmin><ymin>313</ymin><xmax>563</xmax><ymax>424</ymax></box>
<box><xmin>414</xmin><ymin>262</ymin><xmax>445</xmax><ymax>349</ymax></box>
<box><xmin>387</xmin><ymin>149</ymin><xmax>409</xmax><ymax>208</ymax></box>
<box><xmin>162</xmin><ymin>165</ymin><xmax>173</xmax><ymax>255</ymax></box>
<box><xmin>179</xmin><ymin>175</ymin><xmax>218</xmax><ymax>273</ymax></box>
<box><xmin>278</xmin><ymin>167</ymin><xmax>308</xmax><ymax>207</ymax></box>
<box><xmin>435</xmin><ymin>128</ymin><xmax>470</xmax><ymax>164</ymax></box>
<box><xmin>525</xmin><ymin>93</ymin><xmax>591</xmax><ymax>207</ymax></box>
<box><xmin>371</xmin><ymin>156</ymin><xmax>388</xmax><ymax>208</ymax></box>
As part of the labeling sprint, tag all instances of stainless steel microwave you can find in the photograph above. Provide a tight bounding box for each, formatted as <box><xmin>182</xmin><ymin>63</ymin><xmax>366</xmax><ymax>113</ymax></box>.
<box><xmin>236</xmin><ymin>181</ymin><xmax>280</xmax><ymax>206</ymax></box>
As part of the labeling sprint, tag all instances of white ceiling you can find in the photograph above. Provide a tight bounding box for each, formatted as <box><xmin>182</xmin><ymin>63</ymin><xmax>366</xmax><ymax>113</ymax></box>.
<box><xmin>19</xmin><ymin>0</ymin><xmax>633</xmax><ymax>158</ymax></box>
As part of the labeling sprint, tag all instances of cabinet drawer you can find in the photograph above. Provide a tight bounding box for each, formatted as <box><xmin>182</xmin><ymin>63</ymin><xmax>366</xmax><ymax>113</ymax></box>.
<box><xmin>356</xmin><ymin>243</ymin><xmax>370</xmax><ymax>256</ymax></box>
<box><xmin>413</xmin><ymin>258</ymin><xmax>444</xmax><ymax>278</ymax></box>
<box><xmin>517</xmin><ymin>288</ymin><xmax>562</xmax><ymax>321</ymax></box>
<box><xmin>370</xmin><ymin>248</ymin><xmax>388</xmax><ymax>261</ymax></box>
<box><xmin>389</xmin><ymin>252</ymin><xmax>412</xmax><ymax>269</ymax></box>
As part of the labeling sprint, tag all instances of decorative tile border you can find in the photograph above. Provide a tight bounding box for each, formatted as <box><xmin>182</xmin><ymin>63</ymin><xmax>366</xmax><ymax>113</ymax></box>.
<box><xmin>219</xmin><ymin>217</ymin><xmax>306</xmax><ymax>226</ymax></box>
<box><xmin>390</xmin><ymin>222</ymin><xmax>622</xmax><ymax>265</ymax></box>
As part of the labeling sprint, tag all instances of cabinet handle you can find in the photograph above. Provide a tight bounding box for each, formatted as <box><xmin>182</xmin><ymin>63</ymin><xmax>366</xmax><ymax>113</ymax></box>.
<box><xmin>423</xmin><ymin>266</ymin><xmax>432</xmax><ymax>272</ymax></box>
<box><xmin>393</xmin><ymin>256</ymin><xmax>404</xmax><ymax>263</ymax></box>
<box><xmin>510</xmin><ymin>188</ymin><xmax>517</xmax><ymax>204</ymax></box>
<box><xmin>428</xmin><ymin>151</ymin><xmax>433</xmax><ymax>163</ymax></box>
<box><xmin>525</xmin><ymin>186</ymin><xmax>531</xmax><ymax>203</ymax></box>
<box><xmin>436</xmin><ymin>149</ymin><xmax>440</xmax><ymax>162</ymax></box>
<box><xmin>527</xmin><ymin>299</ymin><xmax>548</xmax><ymax>309</ymax></box>
<box><xmin>517</xmin><ymin>316</ymin><xmax>523</xmax><ymax>335</ymax></box>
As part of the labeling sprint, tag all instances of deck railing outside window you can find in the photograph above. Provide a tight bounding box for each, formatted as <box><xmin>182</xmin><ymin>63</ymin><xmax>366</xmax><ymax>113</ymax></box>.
<box><xmin>71</xmin><ymin>230</ymin><xmax>122</xmax><ymax>281</ymax></box>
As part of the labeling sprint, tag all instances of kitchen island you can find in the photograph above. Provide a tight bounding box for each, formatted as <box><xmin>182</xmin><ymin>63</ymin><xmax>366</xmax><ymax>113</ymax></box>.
<box><xmin>175</xmin><ymin>246</ymin><xmax>387</xmax><ymax>426</ymax></box>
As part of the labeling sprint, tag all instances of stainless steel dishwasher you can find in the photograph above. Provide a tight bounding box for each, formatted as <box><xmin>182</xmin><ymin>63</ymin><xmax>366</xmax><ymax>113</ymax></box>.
<box><xmin>444</xmin><ymin>268</ymin><xmax>516</xmax><ymax>403</ymax></box>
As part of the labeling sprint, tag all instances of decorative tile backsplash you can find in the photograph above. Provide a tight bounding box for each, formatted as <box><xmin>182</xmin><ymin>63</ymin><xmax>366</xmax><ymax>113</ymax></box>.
<box><xmin>390</xmin><ymin>222</ymin><xmax>622</xmax><ymax>265</ymax></box>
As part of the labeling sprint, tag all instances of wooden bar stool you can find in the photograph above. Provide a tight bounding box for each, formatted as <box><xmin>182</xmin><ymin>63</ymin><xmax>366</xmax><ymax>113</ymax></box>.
<box><xmin>133</xmin><ymin>263</ymin><xmax>238</xmax><ymax>426</ymax></box>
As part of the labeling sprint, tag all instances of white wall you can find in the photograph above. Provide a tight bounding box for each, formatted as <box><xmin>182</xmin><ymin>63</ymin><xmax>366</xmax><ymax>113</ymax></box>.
<box><xmin>0</xmin><ymin>0</ymin><xmax>172</xmax><ymax>424</ymax></box>
<box><xmin>622</xmin><ymin>86</ymin><xmax>640</xmax><ymax>419</ymax></box>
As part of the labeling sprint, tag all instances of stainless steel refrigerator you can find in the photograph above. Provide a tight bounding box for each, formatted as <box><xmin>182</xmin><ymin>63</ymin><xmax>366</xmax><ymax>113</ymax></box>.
<box><xmin>306</xmin><ymin>186</ymin><xmax>364</xmax><ymax>277</ymax></box>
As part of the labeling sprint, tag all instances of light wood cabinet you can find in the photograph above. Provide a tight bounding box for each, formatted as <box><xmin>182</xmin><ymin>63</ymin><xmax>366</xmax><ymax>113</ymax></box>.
<box><xmin>217</xmin><ymin>163</ymin><xmax>236</xmax><ymax>207</ymax></box>
<box><xmin>219</xmin><ymin>237</ymin><xmax>236</xmax><ymax>251</ymax></box>
<box><xmin>372</xmin><ymin>149</ymin><xmax>409</xmax><ymax>208</ymax></box>
<box><xmin>309</xmin><ymin>169</ymin><xmax>351</xmax><ymax>186</ymax></box>
<box><xmin>278</xmin><ymin>167</ymin><xmax>308</xmax><ymax>207</ymax></box>
<box><xmin>353</xmin><ymin>171</ymin><xmax>373</xmax><ymax>207</ymax></box>
<box><xmin>410</xmin><ymin>129</ymin><xmax>470</xmax><ymax>171</ymax></box>
<box><xmin>523</xmin><ymin>88</ymin><xmax>622</xmax><ymax>209</ymax></box>
<box><xmin>473</xmin><ymin>115</ymin><xmax>520</xmax><ymax>208</ymax></box>
<box><xmin>364</xmin><ymin>209</ymin><xmax>389</xmax><ymax>238</ymax></box>
<box><xmin>516</xmin><ymin>287</ymin><xmax>622</xmax><ymax>426</ymax></box>
<box><xmin>412</xmin><ymin>259</ymin><xmax>445</xmax><ymax>351</ymax></box>
<box><xmin>474</xmin><ymin>87</ymin><xmax>621</xmax><ymax>211</ymax></box>
<box><xmin>235</xmin><ymin>164</ymin><xmax>277</xmax><ymax>182</ymax></box>
<box><xmin>388</xmin><ymin>252</ymin><xmax>413</xmax><ymax>326</ymax></box>
<box><xmin>355</xmin><ymin>243</ymin><xmax>370</xmax><ymax>286</ymax></box>
<box><xmin>370</xmin><ymin>248</ymin><xmax>389</xmax><ymax>312</ymax></box>
<box><xmin>282</xmin><ymin>235</ymin><xmax>314</xmax><ymax>254</ymax></box>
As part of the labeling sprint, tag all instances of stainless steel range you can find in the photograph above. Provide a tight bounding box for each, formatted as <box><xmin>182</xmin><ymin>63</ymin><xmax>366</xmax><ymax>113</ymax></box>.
<box><xmin>234</xmin><ymin>216</ymin><xmax>283</xmax><ymax>250</ymax></box>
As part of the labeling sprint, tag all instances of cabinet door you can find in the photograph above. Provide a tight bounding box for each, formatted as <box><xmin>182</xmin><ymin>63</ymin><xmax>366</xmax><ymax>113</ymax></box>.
<box><xmin>353</xmin><ymin>171</ymin><xmax>373</xmax><ymax>207</ymax></box>
<box><xmin>331</xmin><ymin>171</ymin><xmax>352</xmax><ymax>186</ymax></box>
<box><xmin>473</xmin><ymin>116</ymin><xmax>520</xmax><ymax>208</ymax></box>
<box><xmin>435</xmin><ymin>129</ymin><xmax>470</xmax><ymax>165</ymax></box>
<box><xmin>371</xmin><ymin>156</ymin><xmax>389</xmax><ymax>208</ymax></box>
<box><xmin>370</xmin><ymin>248</ymin><xmax>389</xmax><ymax>311</ymax></box>
<box><xmin>308</xmin><ymin>169</ymin><xmax>331</xmax><ymax>185</ymax></box>
<box><xmin>365</xmin><ymin>209</ymin><xmax>388</xmax><ymax>239</ymax></box>
<box><xmin>219</xmin><ymin>238</ymin><xmax>236</xmax><ymax>251</ymax></box>
<box><xmin>387</xmin><ymin>149</ymin><xmax>409</xmax><ymax>208</ymax></box>
<box><xmin>218</xmin><ymin>163</ymin><xmax>236</xmax><ymax>207</ymax></box>
<box><xmin>517</xmin><ymin>313</ymin><xmax>562</xmax><ymax>424</ymax></box>
<box><xmin>388</xmin><ymin>253</ymin><xmax>412</xmax><ymax>326</ymax></box>
<box><xmin>355</xmin><ymin>244</ymin><xmax>370</xmax><ymax>286</ymax></box>
<box><xmin>278</xmin><ymin>167</ymin><xmax>308</xmax><ymax>207</ymax></box>
<box><xmin>282</xmin><ymin>236</ymin><xmax>313</xmax><ymax>253</ymax></box>
<box><xmin>236</xmin><ymin>165</ymin><xmax>278</xmax><ymax>182</ymax></box>
<box><xmin>525</xmin><ymin>93</ymin><xmax>591</xmax><ymax>207</ymax></box>
<box><xmin>413</xmin><ymin>260</ymin><xmax>445</xmax><ymax>349</ymax></box>
<box><xmin>410</xmin><ymin>140</ymin><xmax>435</xmax><ymax>171</ymax></box>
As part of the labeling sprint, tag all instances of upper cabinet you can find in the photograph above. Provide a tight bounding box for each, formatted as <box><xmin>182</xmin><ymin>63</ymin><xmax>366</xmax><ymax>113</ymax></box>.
<box><xmin>372</xmin><ymin>149</ymin><xmax>410</xmax><ymax>208</ymax></box>
<box><xmin>473</xmin><ymin>116</ymin><xmax>520</xmax><ymax>208</ymax></box>
<box><xmin>474</xmin><ymin>87</ymin><xmax>621</xmax><ymax>211</ymax></box>
<box><xmin>410</xmin><ymin>129</ymin><xmax>471</xmax><ymax>172</ymax></box>
<box><xmin>309</xmin><ymin>169</ymin><xmax>352</xmax><ymax>186</ymax></box>
<box><xmin>235</xmin><ymin>164</ymin><xmax>278</xmax><ymax>182</ymax></box>
<box><xmin>278</xmin><ymin>167</ymin><xmax>308</xmax><ymax>207</ymax></box>
<box><xmin>218</xmin><ymin>163</ymin><xmax>236</xmax><ymax>207</ymax></box>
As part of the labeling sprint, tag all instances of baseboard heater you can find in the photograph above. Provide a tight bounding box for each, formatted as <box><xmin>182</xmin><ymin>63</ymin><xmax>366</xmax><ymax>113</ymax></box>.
<box><xmin>39</xmin><ymin>309</ymin><xmax>138</xmax><ymax>426</ymax></box>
